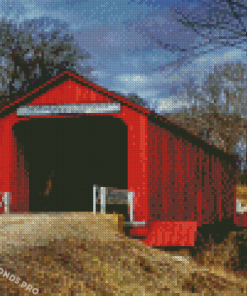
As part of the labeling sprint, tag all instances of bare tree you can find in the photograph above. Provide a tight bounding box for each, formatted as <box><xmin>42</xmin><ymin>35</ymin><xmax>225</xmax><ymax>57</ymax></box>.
<box><xmin>0</xmin><ymin>16</ymin><xmax>95</xmax><ymax>105</ymax></box>
<box><xmin>201</xmin><ymin>62</ymin><xmax>247</xmax><ymax>114</ymax></box>
<box><xmin>145</xmin><ymin>1</ymin><xmax>247</xmax><ymax>175</ymax></box>
<box><xmin>114</xmin><ymin>91</ymin><xmax>149</xmax><ymax>108</ymax></box>
<box><xmin>159</xmin><ymin>61</ymin><xmax>247</xmax><ymax>181</ymax></box>
<box><xmin>204</xmin><ymin>62</ymin><xmax>247</xmax><ymax>159</ymax></box>
<box><xmin>126</xmin><ymin>93</ymin><xmax>149</xmax><ymax>108</ymax></box>
<box><xmin>159</xmin><ymin>1</ymin><xmax>247</xmax><ymax>74</ymax></box>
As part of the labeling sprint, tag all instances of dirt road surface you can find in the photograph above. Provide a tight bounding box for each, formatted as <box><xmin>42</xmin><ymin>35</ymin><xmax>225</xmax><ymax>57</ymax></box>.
<box><xmin>0</xmin><ymin>213</ymin><xmax>246</xmax><ymax>295</ymax></box>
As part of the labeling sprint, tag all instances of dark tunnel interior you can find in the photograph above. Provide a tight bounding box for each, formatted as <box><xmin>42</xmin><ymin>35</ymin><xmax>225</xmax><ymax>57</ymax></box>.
<box><xmin>13</xmin><ymin>116</ymin><xmax>128</xmax><ymax>214</ymax></box>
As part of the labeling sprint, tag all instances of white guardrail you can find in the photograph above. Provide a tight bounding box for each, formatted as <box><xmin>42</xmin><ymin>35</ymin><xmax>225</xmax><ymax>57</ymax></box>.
<box><xmin>0</xmin><ymin>192</ymin><xmax>12</xmax><ymax>213</ymax></box>
<box><xmin>0</xmin><ymin>189</ymin><xmax>146</xmax><ymax>226</ymax></box>
<box><xmin>236</xmin><ymin>199</ymin><xmax>247</xmax><ymax>214</ymax></box>
<box><xmin>93</xmin><ymin>185</ymin><xmax>145</xmax><ymax>226</ymax></box>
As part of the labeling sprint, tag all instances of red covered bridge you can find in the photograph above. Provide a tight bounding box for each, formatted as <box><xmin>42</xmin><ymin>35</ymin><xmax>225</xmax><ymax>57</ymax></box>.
<box><xmin>0</xmin><ymin>71</ymin><xmax>244</xmax><ymax>247</ymax></box>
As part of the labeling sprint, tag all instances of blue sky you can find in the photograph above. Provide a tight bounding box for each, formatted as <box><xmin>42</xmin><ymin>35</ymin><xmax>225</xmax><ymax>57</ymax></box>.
<box><xmin>3</xmin><ymin>0</ymin><xmax>247</xmax><ymax>113</ymax></box>
<box><xmin>1</xmin><ymin>0</ymin><xmax>247</xmax><ymax>169</ymax></box>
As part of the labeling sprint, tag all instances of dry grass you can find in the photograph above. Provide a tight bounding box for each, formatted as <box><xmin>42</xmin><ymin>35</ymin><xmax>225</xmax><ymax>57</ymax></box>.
<box><xmin>0</xmin><ymin>213</ymin><xmax>246</xmax><ymax>295</ymax></box>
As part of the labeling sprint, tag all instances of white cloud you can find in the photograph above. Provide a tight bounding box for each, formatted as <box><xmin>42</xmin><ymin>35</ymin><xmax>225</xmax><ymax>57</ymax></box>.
<box><xmin>90</xmin><ymin>71</ymin><xmax>110</xmax><ymax>79</ymax></box>
<box><xmin>157</xmin><ymin>96</ymin><xmax>193</xmax><ymax>113</ymax></box>
<box><xmin>116</xmin><ymin>74</ymin><xmax>148</xmax><ymax>84</ymax></box>
<box><xmin>195</xmin><ymin>48</ymin><xmax>247</xmax><ymax>65</ymax></box>
<box><xmin>137</xmin><ymin>89</ymin><xmax>160</xmax><ymax>98</ymax></box>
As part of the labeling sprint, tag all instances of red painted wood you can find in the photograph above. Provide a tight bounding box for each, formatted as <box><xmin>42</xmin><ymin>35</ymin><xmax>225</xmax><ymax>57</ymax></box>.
<box><xmin>0</xmin><ymin>71</ymin><xmax>239</xmax><ymax>246</ymax></box>
<box><xmin>144</xmin><ymin>221</ymin><xmax>197</xmax><ymax>247</ymax></box>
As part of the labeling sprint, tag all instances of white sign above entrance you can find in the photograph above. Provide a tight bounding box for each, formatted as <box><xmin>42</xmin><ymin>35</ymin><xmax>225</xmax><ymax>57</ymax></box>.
<box><xmin>17</xmin><ymin>103</ymin><xmax>121</xmax><ymax>116</ymax></box>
